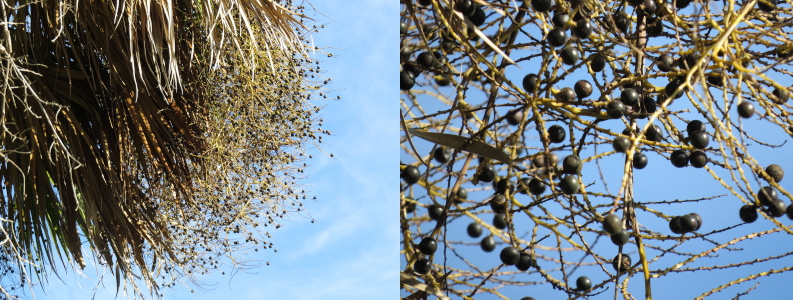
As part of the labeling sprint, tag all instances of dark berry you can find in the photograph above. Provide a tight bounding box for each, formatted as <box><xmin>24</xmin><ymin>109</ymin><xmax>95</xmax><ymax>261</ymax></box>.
<box><xmin>574</xmin><ymin>80</ymin><xmax>593</xmax><ymax>99</ymax></box>
<box><xmin>590</xmin><ymin>54</ymin><xmax>606</xmax><ymax>72</ymax></box>
<box><xmin>688</xmin><ymin>213</ymin><xmax>703</xmax><ymax>231</ymax></box>
<box><xmin>532</xmin><ymin>0</ymin><xmax>553</xmax><ymax>12</ymax></box>
<box><xmin>563</xmin><ymin>154</ymin><xmax>583</xmax><ymax>174</ymax></box>
<box><xmin>772</xmin><ymin>87</ymin><xmax>789</xmax><ymax>104</ymax></box>
<box><xmin>759</xmin><ymin>186</ymin><xmax>778</xmax><ymax>206</ymax></box>
<box><xmin>401</xmin><ymin>70</ymin><xmax>415</xmax><ymax>91</ymax></box>
<box><xmin>414</xmin><ymin>258</ymin><xmax>432</xmax><ymax>274</ymax></box>
<box><xmin>738</xmin><ymin>101</ymin><xmax>755</xmax><ymax>118</ymax></box>
<box><xmin>669</xmin><ymin>216</ymin><xmax>684</xmax><ymax>234</ymax></box>
<box><xmin>642</xmin><ymin>0</ymin><xmax>658</xmax><ymax>13</ymax></box>
<box><xmin>548</xmin><ymin>125</ymin><xmax>566</xmax><ymax>143</ymax></box>
<box><xmin>613</xmin><ymin>12</ymin><xmax>630</xmax><ymax>33</ymax></box>
<box><xmin>454</xmin><ymin>0</ymin><xmax>476</xmax><ymax>16</ymax></box>
<box><xmin>740</xmin><ymin>205</ymin><xmax>758</xmax><ymax>223</ymax></box>
<box><xmin>670</xmin><ymin>150</ymin><xmax>689</xmax><ymax>168</ymax></box>
<box><xmin>621</xmin><ymin>88</ymin><xmax>640</xmax><ymax>106</ymax></box>
<box><xmin>428</xmin><ymin>204</ymin><xmax>445</xmax><ymax>221</ymax></box>
<box><xmin>603</xmin><ymin>214</ymin><xmax>622</xmax><ymax>234</ymax></box>
<box><xmin>516</xmin><ymin>253</ymin><xmax>534</xmax><ymax>271</ymax></box>
<box><xmin>417</xmin><ymin>51</ymin><xmax>439</xmax><ymax>69</ymax></box>
<box><xmin>633</xmin><ymin>152</ymin><xmax>649</xmax><ymax>169</ymax></box>
<box><xmin>490</xmin><ymin>194</ymin><xmax>507</xmax><ymax>214</ymax></box>
<box><xmin>404</xmin><ymin>198</ymin><xmax>416</xmax><ymax>213</ymax></box>
<box><xmin>493</xmin><ymin>214</ymin><xmax>508</xmax><ymax>229</ymax></box>
<box><xmin>418</xmin><ymin>237</ymin><xmax>438</xmax><ymax>255</ymax></box>
<box><xmin>518</xmin><ymin>177</ymin><xmax>532</xmax><ymax>194</ymax></box>
<box><xmin>689</xmin><ymin>150</ymin><xmax>708</xmax><ymax>168</ymax></box>
<box><xmin>787</xmin><ymin>205</ymin><xmax>793</xmax><ymax>220</ymax></box>
<box><xmin>707</xmin><ymin>74</ymin><xmax>724</xmax><ymax>87</ymax></box>
<box><xmin>433</xmin><ymin>147</ymin><xmax>452</xmax><ymax>164</ymax></box>
<box><xmin>686</xmin><ymin>120</ymin><xmax>706</xmax><ymax>137</ymax></box>
<box><xmin>560</xmin><ymin>45</ymin><xmax>580</xmax><ymax>65</ymax></box>
<box><xmin>417</xmin><ymin>0</ymin><xmax>432</xmax><ymax>6</ymax></box>
<box><xmin>679</xmin><ymin>53</ymin><xmax>698</xmax><ymax>70</ymax></box>
<box><xmin>469</xmin><ymin>6</ymin><xmax>486</xmax><ymax>26</ymax></box>
<box><xmin>496</xmin><ymin>178</ymin><xmax>515</xmax><ymax>195</ymax></box>
<box><xmin>478</xmin><ymin>163</ymin><xmax>496</xmax><ymax>182</ymax></box>
<box><xmin>665</xmin><ymin>80</ymin><xmax>683</xmax><ymax>99</ymax></box>
<box><xmin>657</xmin><ymin>54</ymin><xmax>674</xmax><ymax>72</ymax></box>
<box><xmin>556</xmin><ymin>87</ymin><xmax>575</xmax><ymax>102</ymax></box>
<box><xmin>506</xmin><ymin>109</ymin><xmax>523</xmax><ymax>126</ymax></box>
<box><xmin>628</xmin><ymin>0</ymin><xmax>643</xmax><ymax>6</ymax></box>
<box><xmin>607</xmin><ymin>100</ymin><xmax>625</xmax><ymax>118</ymax></box>
<box><xmin>523</xmin><ymin>74</ymin><xmax>540</xmax><ymax>93</ymax></box>
<box><xmin>769</xmin><ymin>199</ymin><xmax>787</xmax><ymax>217</ymax></box>
<box><xmin>675</xmin><ymin>0</ymin><xmax>692</xmax><ymax>8</ymax></box>
<box><xmin>641</xmin><ymin>96</ymin><xmax>658</xmax><ymax>114</ymax></box>
<box><xmin>679</xmin><ymin>214</ymin><xmax>698</xmax><ymax>232</ymax></box>
<box><xmin>529</xmin><ymin>178</ymin><xmax>547</xmax><ymax>195</ymax></box>
<box><xmin>613</xmin><ymin>254</ymin><xmax>632</xmax><ymax>272</ymax></box>
<box><xmin>402</xmin><ymin>165</ymin><xmax>421</xmax><ymax>184</ymax></box>
<box><xmin>759</xmin><ymin>0</ymin><xmax>777</xmax><ymax>11</ymax></box>
<box><xmin>560</xmin><ymin>175</ymin><xmax>580</xmax><ymax>194</ymax></box>
<box><xmin>481</xmin><ymin>236</ymin><xmax>496</xmax><ymax>252</ymax></box>
<box><xmin>552</xmin><ymin>13</ymin><xmax>569</xmax><ymax>28</ymax></box>
<box><xmin>690</xmin><ymin>131</ymin><xmax>709</xmax><ymax>149</ymax></box>
<box><xmin>613</xmin><ymin>136</ymin><xmax>631</xmax><ymax>153</ymax></box>
<box><xmin>766</xmin><ymin>164</ymin><xmax>784</xmax><ymax>182</ymax></box>
<box><xmin>574</xmin><ymin>19</ymin><xmax>593</xmax><ymax>39</ymax></box>
<box><xmin>547</xmin><ymin>28</ymin><xmax>567</xmax><ymax>47</ymax></box>
<box><xmin>576</xmin><ymin>276</ymin><xmax>592</xmax><ymax>291</ymax></box>
<box><xmin>500</xmin><ymin>246</ymin><xmax>521</xmax><ymax>265</ymax></box>
<box><xmin>468</xmin><ymin>222</ymin><xmax>483</xmax><ymax>237</ymax></box>
<box><xmin>646</xmin><ymin>124</ymin><xmax>663</xmax><ymax>142</ymax></box>
<box><xmin>611</xmin><ymin>229</ymin><xmax>630</xmax><ymax>246</ymax></box>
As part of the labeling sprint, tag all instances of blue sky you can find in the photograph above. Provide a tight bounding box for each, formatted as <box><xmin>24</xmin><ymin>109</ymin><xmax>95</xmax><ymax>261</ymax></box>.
<box><xmin>26</xmin><ymin>1</ymin><xmax>396</xmax><ymax>299</ymax></box>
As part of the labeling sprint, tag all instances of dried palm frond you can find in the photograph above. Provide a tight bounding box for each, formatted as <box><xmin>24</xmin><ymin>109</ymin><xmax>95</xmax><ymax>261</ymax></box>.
<box><xmin>0</xmin><ymin>0</ymin><xmax>327</xmax><ymax>298</ymax></box>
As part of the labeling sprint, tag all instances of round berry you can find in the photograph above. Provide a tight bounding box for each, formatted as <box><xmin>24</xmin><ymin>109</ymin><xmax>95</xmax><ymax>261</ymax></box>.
<box><xmin>478</xmin><ymin>163</ymin><xmax>496</xmax><ymax>183</ymax></box>
<box><xmin>557</xmin><ymin>87</ymin><xmax>576</xmax><ymax>102</ymax></box>
<box><xmin>548</xmin><ymin>125</ymin><xmax>566</xmax><ymax>143</ymax></box>
<box><xmin>766</xmin><ymin>164</ymin><xmax>784</xmax><ymax>182</ymax></box>
<box><xmin>560</xmin><ymin>45</ymin><xmax>580</xmax><ymax>65</ymax></box>
<box><xmin>493</xmin><ymin>214</ymin><xmax>508</xmax><ymax>229</ymax></box>
<box><xmin>689</xmin><ymin>150</ymin><xmax>708</xmax><ymax>168</ymax></box>
<box><xmin>559</xmin><ymin>175</ymin><xmax>580</xmax><ymax>194</ymax></box>
<box><xmin>769</xmin><ymin>199</ymin><xmax>787</xmax><ymax>217</ymax></box>
<box><xmin>433</xmin><ymin>147</ymin><xmax>452</xmax><ymax>164</ymax></box>
<box><xmin>481</xmin><ymin>236</ymin><xmax>496</xmax><ymax>252</ymax></box>
<box><xmin>470</xmin><ymin>7</ymin><xmax>487</xmax><ymax>26</ymax></box>
<box><xmin>402</xmin><ymin>165</ymin><xmax>421</xmax><ymax>184</ymax></box>
<box><xmin>611</xmin><ymin>229</ymin><xmax>630</xmax><ymax>246</ymax></box>
<box><xmin>646</xmin><ymin>124</ymin><xmax>664</xmax><ymax>142</ymax></box>
<box><xmin>613</xmin><ymin>136</ymin><xmax>631</xmax><ymax>153</ymax></box>
<box><xmin>574</xmin><ymin>80</ymin><xmax>593</xmax><ymax>99</ymax></box>
<box><xmin>414</xmin><ymin>258</ymin><xmax>432</xmax><ymax>274</ymax></box>
<box><xmin>468</xmin><ymin>222</ymin><xmax>483</xmax><ymax>237</ymax></box>
<box><xmin>590</xmin><ymin>54</ymin><xmax>606</xmax><ymax>72</ymax></box>
<box><xmin>529</xmin><ymin>178</ymin><xmax>547</xmax><ymax>195</ymax></box>
<box><xmin>772</xmin><ymin>87</ymin><xmax>789</xmax><ymax>104</ymax></box>
<box><xmin>687</xmin><ymin>120</ymin><xmax>706</xmax><ymax>137</ymax></box>
<box><xmin>574</xmin><ymin>19</ymin><xmax>593</xmax><ymax>39</ymax></box>
<box><xmin>516</xmin><ymin>253</ymin><xmax>534</xmax><ymax>271</ymax></box>
<box><xmin>690</xmin><ymin>131</ymin><xmax>709</xmax><ymax>149</ymax></box>
<box><xmin>739</xmin><ymin>205</ymin><xmax>758</xmax><ymax>223</ymax></box>
<box><xmin>428</xmin><ymin>204</ymin><xmax>445</xmax><ymax>221</ymax></box>
<box><xmin>787</xmin><ymin>205</ymin><xmax>793</xmax><ymax>220</ymax></box>
<box><xmin>758</xmin><ymin>186</ymin><xmax>778</xmax><ymax>207</ymax></box>
<box><xmin>669</xmin><ymin>216</ymin><xmax>684</xmax><ymax>234</ymax></box>
<box><xmin>506</xmin><ymin>109</ymin><xmax>524</xmax><ymax>125</ymax></box>
<box><xmin>738</xmin><ymin>101</ymin><xmax>755</xmax><ymax>118</ymax></box>
<box><xmin>633</xmin><ymin>152</ymin><xmax>649</xmax><ymax>169</ymax></box>
<box><xmin>607</xmin><ymin>100</ymin><xmax>625</xmax><ymax>119</ymax></box>
<box><xmin>563</xmin><ymin>154</ymin><xmax>583</xmax><ymax>174</ymax></box>
<box><xmin>547</xmin><ymin>28</ymin><xmax>567</xmax><ymax>47</ymax></box>
<box><xmin>490</xmin><ymin>194</ymin><xmax>507</xmax><ymax>214</ymax></box>
<box><xmin>500</xmin><ymin>246</ymin><xmax>521</xmax><ymax>265</ymax></box>
<box><xmin>523</xmin><ymin>74</ymin><xmax>540</xmax><ymax>93</ymax></box>
<box><xmin>688</xmin><ymin>213</ymin><xmax>703</xmax><ymax>231</ymax></box>
<box><xmin>418</xmin><ymin>237</ymin><xmax>438</xmax><ymax>255</ymax></box>
<box><xmin>612</xmin><ymin>12</ymin><xmax>629</xmax><ymax>33</ymax></box>
<box><xmin>670</xmin><ymin>150</ymin><xmax>689</xmax><ymax>168</ymax></box>
<box><xmin>518</xmin><ymin>177</ymin><xmax>532</xmax><ymax>194</ymax></box>
<box><xmin>576</xmin><ymin>276</ymin><xmax>592</xmax><ymax>291</ymax></box>
<box><xmin>613</xmin><ymin>254</ymin><xmax>632</xmax><ymax>272</ymax></box>
<box><xmin>621</xmin><ymin>88</ymin><xmax>640</xmax><ymax>106</ymax></box>
<box><xmin>679</xmin><ymin>214</ymin><xmax>698</xmax><ymax>232</ymax></box>
<box><xmin>401</xmin><ymin>70</ymin><xmax>415</xmax><ymax>91</ymax></box>
<box><xmin>603</xmin><ymin>214</ymin><xmax>622</xmax><ymax>234</ymax></box>
<box><xmin>496</xmin><ymin>178</ymin><xmax>515</xmax><ymax>195</ymax></box>
<box><xmin>532</xmin><ymin>0</ymin><xmax>552</xmax><ymax>12</ymax></box>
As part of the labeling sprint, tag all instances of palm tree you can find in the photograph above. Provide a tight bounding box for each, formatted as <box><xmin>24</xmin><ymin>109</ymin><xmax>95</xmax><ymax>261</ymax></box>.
<box><xmin>0</xmin><ymin>0</ymin><xmax>324</xmax><ymax>297</ymax></box>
